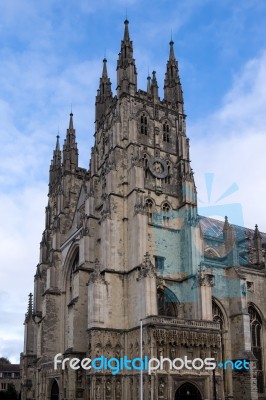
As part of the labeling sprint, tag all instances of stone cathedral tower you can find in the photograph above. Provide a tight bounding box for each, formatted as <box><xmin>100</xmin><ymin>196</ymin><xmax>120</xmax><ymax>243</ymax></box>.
<box><xmin>21</xmin><ymin>20</ymin><xmax>266</xmax><ymax>400</ymax></box>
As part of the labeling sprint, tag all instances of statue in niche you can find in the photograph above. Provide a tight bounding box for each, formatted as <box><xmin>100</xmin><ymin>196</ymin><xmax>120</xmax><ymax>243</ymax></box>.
<box><xmin>105</xmin><ymin>380</ymin><xmax>111</xmax><ymax>397</ymax></box>
<box><xmin>115</xmin><ymin>379</ymin><xmax>121</xmax><ymax>399</ymax></box>
<box><xmin>158</xmin><ymin>379</ymin><xmax>165</xmax><ymax>396</ymax></box>
<box><xmin>95</xmin><ymin>381</ymin><xmax>101</xmax><ymax>399</ymax></box>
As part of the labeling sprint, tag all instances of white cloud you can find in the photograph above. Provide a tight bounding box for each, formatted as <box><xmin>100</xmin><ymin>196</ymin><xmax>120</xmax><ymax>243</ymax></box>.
<box><xmin>0</xmin><ymin>185</ymin><xmax>47</xmax><ymax>362</ymax></box>
<box><xmin>190</xmin><ymin>51</ymin><xmax>266</xmax><ymax>231</ymax></box>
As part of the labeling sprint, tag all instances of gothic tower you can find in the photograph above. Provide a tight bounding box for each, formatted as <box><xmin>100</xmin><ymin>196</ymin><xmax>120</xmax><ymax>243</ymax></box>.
<box><xmin>21</xmin><ymin>20</ymin><xmax>266</xmax><ymax>400</ymax></box>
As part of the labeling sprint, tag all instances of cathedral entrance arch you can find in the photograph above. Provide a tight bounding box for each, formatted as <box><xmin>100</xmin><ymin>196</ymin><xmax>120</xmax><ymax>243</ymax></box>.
<box><xmin>51</xmin><ymin>380</ymin><xmax>59</xmax><ymax>400</ymax></box>
<box><xmin>175</xmin><ymin>383</ymin><xmax>202</xmax><ymax>400</ymax></box>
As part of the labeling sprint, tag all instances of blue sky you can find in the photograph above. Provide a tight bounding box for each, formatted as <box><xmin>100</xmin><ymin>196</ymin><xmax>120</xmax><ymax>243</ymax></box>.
<box><xmin>1</xmin><ymin>0</ymin><xmax>266</xmax><ymax>362</ymax></box>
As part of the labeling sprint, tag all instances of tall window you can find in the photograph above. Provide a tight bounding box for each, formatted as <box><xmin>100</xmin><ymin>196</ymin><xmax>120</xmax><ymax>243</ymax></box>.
<box><xmin>212</xmin><ymin>299</ymin><xmax>226</xmax><ymax>396</ymax></box>
<box><xmin>145</xmin><ymin>199</ymin><xmax>153</xmax><ymax>223</ymax></box>
<box><xmin>140</xmin><ymin>113</ymin><xmax>148</xmax><ymax>135</ymax></box>
<box><xmin>212</xmin><ymin>300</ymin><xmax>224</xmax><ymax>330</ymax></box>
<box><xmin>163</xmin><ymin>122</ymin><xmax>170</xmax><ymax>142</ymax></box>
<box><xmin>162</xmin><ymin>202</ymin><xmax>170</xmax><ymax>227</ymax></box>
<box><xmin>249</xmin><ymin>305</ymin><xmax>264</xmax><ymax>393</ymax></box>
<box><xmin>157</xmin><ymin>287</ymin><xmax>178</xmax><ymax>317</ymax></box>
<box><xmin>69</xmin><ymin>249</ymin><xmax>79</xmax><ymax>300</ymax></box>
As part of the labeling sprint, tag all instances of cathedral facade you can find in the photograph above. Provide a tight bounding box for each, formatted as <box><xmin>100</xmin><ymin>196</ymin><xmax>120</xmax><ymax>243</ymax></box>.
<box><xmin>21</xmin><ymin>20</ymin><xmax>266</xmax><ymax>400</ymax></box>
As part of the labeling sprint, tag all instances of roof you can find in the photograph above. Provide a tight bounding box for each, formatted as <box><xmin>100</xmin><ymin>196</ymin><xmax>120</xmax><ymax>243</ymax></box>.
<box><xmin>0</xmin><ymin>364</ymin><xmax>20</xmax><ymax>372</ymax></box>
<box><xmin>199</xmin><ymin>216</ymin><xmax>266</xmax><ymax>245</ymax></box>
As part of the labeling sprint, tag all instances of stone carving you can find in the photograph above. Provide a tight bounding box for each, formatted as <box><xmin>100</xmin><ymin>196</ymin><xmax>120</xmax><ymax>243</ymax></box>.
<box><xmin>158</xmin><ymin>378</ymin><xmax>166</xmax><ymax>397</ymax></box>
<box><xmin>153</xmin><ymin>328</ymin><xmax>221</xmax><ymax>348</ymax></box>
<box><xmin>77</xmin><ymin>204</ymin><xmax>85</xmax><ymax>229</ymax></box>
<box><xmin>115</xmin><ymin>379</ymin><xmax>121</xmax><ymax>399</ymax></box>
<box><xmin>89</xmin><ymin>259</ymin><xmax>107</xmax><ymax>285</ymax></box>
<box><xmin>138</xmin><ymin>252</ymin><xmax>156</xmax><ymax>279</ymax></box>
<box><xmin>105</xmin><ymin>379</ymin><xmax>112</xmax><ymax>397</ymax></box>
<box><xmin>134</xmin><ymin>190</ymin><xmax>145</xmax><ymax>215</ymax></box>
<box><xmin>95</xmin><ymin>379</ymin><xmax>101</xmax><ymax>399</ymax></box>
<box><xmin>198</xmin><ymin>271</ymin><xmax>215</xmax><ymax>287</ymax></box>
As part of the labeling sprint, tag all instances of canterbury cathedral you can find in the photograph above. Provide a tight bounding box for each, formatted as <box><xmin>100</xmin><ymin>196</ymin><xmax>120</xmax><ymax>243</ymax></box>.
<box><xmin>21</xmin><ymin>20</ymin><xmax>266</xmax><ymax>400</ymax></box>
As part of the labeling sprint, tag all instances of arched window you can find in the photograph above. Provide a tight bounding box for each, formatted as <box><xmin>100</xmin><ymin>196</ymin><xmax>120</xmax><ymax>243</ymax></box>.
<box><xmin>69</xmin><ymin>249</ymin><xmax>79</xmax><ymax>300</ymax></box>
<box><xmin>163</xmin><ymin>122</ymin><xmax>170</xmax><ymax>142</ymax></box>
<box><xmin>145</xmin><ymin>199</ymin><xmax>153</xmax><ymax>223</ymax></box>
<box><xmin>248</xmin><ymin>305</ymin><xmax>264</xmax><ymax>393</ymax></box>
<box><xmin>140</xmin><ymin>113</ymin><xmax>148</xmax><ymax>135</ymax></box>
<box><xmin>162</xmin><ymin>202</ymin><xmax>170</xmax><ymax>227</ymax></box>
<box><xmin>157</xmin><ymin>287</ymin><xmax>178</xmax><ymax>317</ymax></box>
<box><xmin>212</xmin><ymin>300</ymin><xmax>224</xmax><ymax>330</ymax></box>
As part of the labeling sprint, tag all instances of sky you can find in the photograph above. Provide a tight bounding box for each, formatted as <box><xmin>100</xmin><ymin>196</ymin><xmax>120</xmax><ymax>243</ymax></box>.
<box><xmin>0</xmin><ymin>0</ymin><xmax>266</xmax><ymax>363</ymax></box>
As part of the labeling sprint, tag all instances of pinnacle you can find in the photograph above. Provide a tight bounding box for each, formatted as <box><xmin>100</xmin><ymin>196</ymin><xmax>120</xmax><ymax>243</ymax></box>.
<box><xmin>56</xmin><ymin>134</ymin><xmax>60</xmax><ymax>150</ymax></box>
<box><xmin>124</xmin><ymin>19</ymin><xmax>130</xmax><ymax>41</ymax></box>
<box><xmin>102</xmin><ymin>58</ymin><xmax>108</xmax><ymax>78</ymax></box>
<box><xmin>169</xmin><ymin>39</ymin><xmax>175</xmax><ymax>61</ymax></box>
<box><xmin>69</xmin><ymin>112</ymin><xmax>74</xmax><ymax>130</ymax></box>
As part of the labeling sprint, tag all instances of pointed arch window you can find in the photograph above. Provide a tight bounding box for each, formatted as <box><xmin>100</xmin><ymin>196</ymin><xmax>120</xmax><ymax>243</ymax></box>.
<box><xmin>69</xmin><ymin>249</ymin><xmax>79</xmax><ymax>301</ymax></box>
<box><xmin>140</xmin><ymin>113</ymin><xmax>148</xmax><ymax>135</ymax></box>
<box><xmin>157</xmin><ymin>287</ymin><xmax>178</xmax><ymax>317</ymax></box>
<box><xmin>248</xmin><ymin>305</ymin><xmax>264</xmax><ymax>393</ymax></box>
<box><xmin>145</xmin><ymin>199</ymin><xmax>153</xmax><ymax>223</ymax></box>
<box><xmin>163</xmin><ymin>122</ymin><xmax>170</xmax><ymax>142</ymax></box>
<box><xmin>212</xmin><ymin>300</ymin><xmax>224</xmax><ymax>330</ymax></box>
<box><xmin>162</xmin><ymin>202</ymin><xmax>170</xmax><ymax>227</ymax></box>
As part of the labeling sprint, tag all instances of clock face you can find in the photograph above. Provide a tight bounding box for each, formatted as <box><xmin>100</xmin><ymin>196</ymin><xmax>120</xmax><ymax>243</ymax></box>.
<box><xmin>148</xmin><ymin>157</ymin><xmax>168</xmax><ymax>179</ymax></box>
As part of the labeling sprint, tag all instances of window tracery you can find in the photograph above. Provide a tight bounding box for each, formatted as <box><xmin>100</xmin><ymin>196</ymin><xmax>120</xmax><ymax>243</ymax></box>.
<box><xmin>248</xmin><ymin>305</ymin><xmax>264</xmax><ymax>393</ymax></box>
<box><xmin>140</xmin><ymin>113</ymin><xmax>148</xmax><ymax>135</ymax></box>
<box><xmin>157</xmin><ymin>287</ymin><xmax>178</xmax><ymax>317</ymax></box>
<box><xmin>145</xmin><ymin>199</ymin><xmax>153</xmax><ymax>223</ymax></box>
<box><xmin>163</xmin><ymin>122</ymin><xmax>170</xmax><ymax>142</ymax></box>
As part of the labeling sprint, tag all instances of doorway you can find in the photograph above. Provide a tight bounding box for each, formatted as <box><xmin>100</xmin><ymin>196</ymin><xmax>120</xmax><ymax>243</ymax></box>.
<box><xmin>51</xmin><ymin>380</ymin><xmax>59</xmax><ymax>400</ymax></box>
<box><xmin>175</xmin><ymin>383</ymin><xmax>202</xmax><ymax>400</ymax></box>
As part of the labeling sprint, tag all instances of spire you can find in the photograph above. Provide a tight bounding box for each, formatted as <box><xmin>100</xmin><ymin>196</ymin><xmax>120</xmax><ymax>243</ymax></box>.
<box><xmin>253</xmin><ymin>224</ymin><xmax>263</xmax><ymax>264</ymax></box>
<box><xmin>223</xmin><ymin>216</ymin><xmax>238</xmax><ymax>266</ymax></box>
<box><xmin>223</xmin><ymin>216</ymin><xmax>229</xmax><ymax>232</ymax></box>
<box><xmin>169</xmin><ymin>39</ymin><xmax>175</xmax><ymax>60</ymax></box>
<box><xmin>147</xmin><ymin>74</ymin><xmax>151</xmax><ymax>95</ymax></box>
<box><xmin>49</xmin><ymin>134</ymin><xmax>62</xmax><ymax>192</ymax></box>
<box><xmin>95</xmin><ymin>58</ymin><xmax>113</xmax><ymax>125</ymax></box>
<box><xmin>25</xmin><ymin>293</ymin><xmax>33</xmax><ymax>322</ymax></box>
<box><xmin>124</xmin><ymin>19</ymin><xmax>130</xmax><ymax>41</ymax></box>
<box><xmin>56</xmin><ymin>134</ymin><xmax>60</xmax><ymax>150</ymax></box>
<box><xmin>63</xmin><ymin>112</ymin><xmax>78</xmax><ymax>172</ymax></box>
<box><xmin>164</xmin><ymin>39</ymin><xmax>184</xmax><ymax>112</ymax></box>
<box><xmin>69</xmin><ymin>112</ymin><xmax>74</xmax><ymax>130</ymax></box>
<box><xmin>102</xmin><ymin>57</ymin><xmax>108</xmax><ymax>78</ymax></box>
<box><xmin>53</xmin><ymin>135</ymin><xmax>61</xmax><ymax>167</ymax></box>
<box><xmin>254</xmin><ymin>224</ymin><xmax>261</xmax><ymax>239</ymax></box>
<box><xmin>151</xmin><ymin>70</ymin><xmax>159</xmax><ymax>99</ymax></box>
<box><xmin>117</xmin><ymin>19</ymin><xmax>137</xmax><ymax>96</ymax></box>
